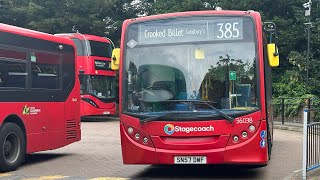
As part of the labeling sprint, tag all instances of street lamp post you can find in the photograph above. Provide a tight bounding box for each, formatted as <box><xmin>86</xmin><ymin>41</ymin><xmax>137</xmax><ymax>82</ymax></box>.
<box><xmin>303</xmin><ymin>0</ymin><xmax>312</xmax><ymax>86</ymax></box>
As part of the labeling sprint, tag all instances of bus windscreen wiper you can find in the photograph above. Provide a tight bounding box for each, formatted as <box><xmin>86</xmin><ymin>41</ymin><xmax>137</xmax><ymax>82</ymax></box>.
<box><xmin>164</xmin><ymin>100</ymin><xmax>234</xmax><ymax>123</ymax></box>
<box><xmin>140</xmin><ymin>100</ymin><xmax>234</xmax><ymax>124</ymax></box>
<box><xmin>140</xmin><ymin>112</ymin><xmax>184</xmax><ymax>124</ymax></box>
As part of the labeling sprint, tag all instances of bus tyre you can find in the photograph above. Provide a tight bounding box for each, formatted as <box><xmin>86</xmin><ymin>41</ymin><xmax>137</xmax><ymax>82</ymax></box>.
<box><xmin>0</xmin><ymin>123</ymin><xmax>25</xmax><ymax>172</ymax></box>
<box><xmin>267</xmin><ymin>130</ymin><xmax>272</xmax><ymax>160</ymax></box>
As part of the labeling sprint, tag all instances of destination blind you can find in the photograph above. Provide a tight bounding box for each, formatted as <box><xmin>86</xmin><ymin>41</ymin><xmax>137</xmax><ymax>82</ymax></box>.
<box><xmin>138</xmin><ymin>18</ymin><xmax>243</xmax><ymax>45</ymax></box>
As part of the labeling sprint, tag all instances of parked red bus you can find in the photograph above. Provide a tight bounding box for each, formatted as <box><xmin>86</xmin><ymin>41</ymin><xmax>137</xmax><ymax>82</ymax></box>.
<box><xmin>111</xmin><ymin>10</ymin><xmax>279</xmax><ymax>166</ymax></box>
<box><xmin>0</xmin><ymin>23</ymin><xmax>80</xmax><ymax>171</ymax></box>
<box><xmin>56</xmin><ymin>33</ymin><xmax>117</xmax><ymax>118</ymax></box>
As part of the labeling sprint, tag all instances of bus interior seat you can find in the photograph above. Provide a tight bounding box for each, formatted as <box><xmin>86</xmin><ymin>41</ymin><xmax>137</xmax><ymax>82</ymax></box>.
<box><xmin>32</xmin><ymin>65</ymin><xmax>58</xmax><ymax>89</ymax></box>
<box><xmin>32</xmin><ymin>65</ymin><xmax>41</xmax><ymax>73</ymax></box>
<box><xmin>7</xmin><ymin>64</ymin><xmax>25</xmax><ymax>88</ymax></box>
<box><xmin>44</xmin><ymin>67</ymin><xmax>56</xmax><ymax>75</ymax></box>
<box><xmin>9</xmin><ymin>64</ymin><xmax>24</xmax><ymax>72</ymax></box>
<box><xmin>152</xmin><ymin>81</ymin><xmax>176</xmax><ymax>94</ymax></box>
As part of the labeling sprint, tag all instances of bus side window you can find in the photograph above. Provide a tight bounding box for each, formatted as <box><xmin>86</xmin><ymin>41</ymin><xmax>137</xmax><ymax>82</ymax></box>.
<box><xmin>31</xmin><ymin>52</ymin><xmax>60</xmax><ymax>89</ymax></box>
<box><xmin>0</xmin><ymin>47</ymin><xmax>27</xmax><ymax>88</ymax></box>
<box><xmin>0</xmin><ymin>62</ymin><xmax>8</xmax><ymax>87</ymax></box>
<box><xmin>6</xmin><ymin>62</ymin><xmax>27</xmax><ymax>88</ymax></box>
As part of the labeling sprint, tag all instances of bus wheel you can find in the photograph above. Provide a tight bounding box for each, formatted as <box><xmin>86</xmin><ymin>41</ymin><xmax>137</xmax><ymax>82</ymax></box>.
<box><xmin>0</xmin><ymin>123</ymin><xmax>25</xmax><ymax>172</ymax></box>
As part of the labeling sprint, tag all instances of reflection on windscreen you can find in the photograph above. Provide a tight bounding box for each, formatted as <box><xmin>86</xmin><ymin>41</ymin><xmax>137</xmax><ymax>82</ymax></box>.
<box><xmin>124</xmin><ymin>16</ymin><xmax>259</xmax><ymax>114</ymax></box>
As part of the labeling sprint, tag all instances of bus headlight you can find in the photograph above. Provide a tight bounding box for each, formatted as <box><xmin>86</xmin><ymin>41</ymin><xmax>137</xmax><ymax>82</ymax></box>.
<box><xmin>123</xmin><ymin>124</ymin><xmax>154</xmax><ymax>148</ymax></box>
<box><xmin>242</xmin><ymin>131</ymin><xmax>248</xmax><ymax>138</ymax></box>
<box><xmin>249</xmin><ymin>125</ymin><xmax>256</xmax><ymax>132</ymax></box>
<box><xmin>143</xmin><ymin>137</ymin><xmax>148</xmax><ymax>144</ymax></box>
<box><xmin>128</xmin><ymin>127</ymin><xmax>133</xmax><ymax>134</ymax></box>
<box><xmin>135</xmin><ymin>133</ymin><xmax>140</xmax><ymax>140</ymax></box>
<box><xmin>233</xmin><ymin>135</ymin><xmax>239</xmax><ymax>143</ymax></box>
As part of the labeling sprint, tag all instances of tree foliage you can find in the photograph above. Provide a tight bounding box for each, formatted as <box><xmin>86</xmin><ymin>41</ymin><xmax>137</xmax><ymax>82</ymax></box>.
<box><xmin>0</xmin><ymin>0</ymin><xmax>319</xmax><ymax>100</ymax></box>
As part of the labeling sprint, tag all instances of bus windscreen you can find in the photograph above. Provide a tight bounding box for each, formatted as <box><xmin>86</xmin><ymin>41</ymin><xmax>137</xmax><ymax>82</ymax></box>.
<box><xmin>124</xmin><ymin>16</ymin><xmax>259</xmax><ymax>118</ymax></box>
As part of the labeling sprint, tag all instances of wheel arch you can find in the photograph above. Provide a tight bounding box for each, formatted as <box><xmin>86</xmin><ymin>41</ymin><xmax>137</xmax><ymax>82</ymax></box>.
<box><xmin>1</xmin><ymin>114</ymin><xmax>27</xmax><ymax>146</ymax></box>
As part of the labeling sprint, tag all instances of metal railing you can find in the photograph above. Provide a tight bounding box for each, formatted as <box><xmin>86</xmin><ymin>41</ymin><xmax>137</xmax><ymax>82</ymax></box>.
<box><xmin>302</xmin><ymin>108</ymin><xmax>320</xmax><ymax>179</ymax></box>
<box><xmin>273</xmin><ymin>98</ymin><xmax>320</xmax><ymax>124</ymax></box>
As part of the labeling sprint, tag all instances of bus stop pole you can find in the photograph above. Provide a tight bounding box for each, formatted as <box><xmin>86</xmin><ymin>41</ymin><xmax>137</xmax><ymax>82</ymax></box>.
<box><xmin>302</xmin><ymin>109</ymin><xmax>309</xmax><ymax>180</ymax></box>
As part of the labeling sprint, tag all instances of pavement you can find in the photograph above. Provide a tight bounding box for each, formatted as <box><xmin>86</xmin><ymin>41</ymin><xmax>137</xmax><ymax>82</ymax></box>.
<box><xmin>283</xmin><ymin>169</ymin><xmax>320</xmax><ymax>180</ymax></box>
<box><xmin>274</xmin><ymin>121</ymin><xmax>303</xmax><ymax>132</ymax></box>
<box><xmin>274</xmin><ymin>121</ymin><xmax>320</xmax><ymax>180</ymax></box>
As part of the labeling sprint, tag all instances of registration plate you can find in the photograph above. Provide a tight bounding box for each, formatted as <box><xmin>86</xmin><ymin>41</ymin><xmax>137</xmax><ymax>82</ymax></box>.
<box><xmin>174</xmin><ymin>156</ymin><xmax>207</xmax><ymax>164</ymax></box>
<box><xmin>103</xmin><ymin>111</ymin><xmax>110</xmax><ymax>115</ymax></box>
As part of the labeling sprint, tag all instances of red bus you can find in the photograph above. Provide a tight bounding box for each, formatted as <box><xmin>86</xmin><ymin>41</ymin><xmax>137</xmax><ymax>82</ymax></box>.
<box><xmin>56</xmin><ymin>33</ymin><xmax>117</xmax><ymax>118</ymax></box>
<box><xmin>112</xmin><ymin>10</ymin><xmax>279</xmax><ymax>165</ymax></box>
<box><xmin>0</xmin><ymin>23</ymin><xmax>80</xmax><ymax>171</ymax></box>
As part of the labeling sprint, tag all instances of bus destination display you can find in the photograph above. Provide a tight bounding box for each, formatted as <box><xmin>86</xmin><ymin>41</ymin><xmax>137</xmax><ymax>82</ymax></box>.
<box><xmin>138</xmin><ymin>18</ymin><xmax>243</xmax><ymax>45</ymax></box>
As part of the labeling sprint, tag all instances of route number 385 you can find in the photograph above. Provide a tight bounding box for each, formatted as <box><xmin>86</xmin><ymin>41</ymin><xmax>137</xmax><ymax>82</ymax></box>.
<box><xmin>216</xmin><ymin>22</ymin><xmax>240</xmax><ymax>39</ymax></box>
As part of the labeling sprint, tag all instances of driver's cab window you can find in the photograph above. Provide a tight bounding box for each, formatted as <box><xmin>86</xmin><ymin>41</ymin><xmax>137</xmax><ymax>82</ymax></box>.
<box><xmin>129</xmin><ymin>64</ymin><xmax>186</xmax><ymax>112</ymax></box>
<box><xmin>79</xmin><ymin>75</ymin><xmax>85</xmax><ymax>94</ymax></box>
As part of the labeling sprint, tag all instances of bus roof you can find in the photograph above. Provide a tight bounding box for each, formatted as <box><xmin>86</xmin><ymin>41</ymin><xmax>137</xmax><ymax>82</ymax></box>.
<box><xmin>124</xmin><ymin>10</ymin><xmax>261</xmax><ymax>23</ymax></box>
<box><xmin>55</xmin><ymin>33</ymin><xmax>111</xmax><ymax>43</ymax></box>
<box><xmin>0</xmin><ymin>23</ymin><xmax>75</xmax><ymax>46</ymax></box>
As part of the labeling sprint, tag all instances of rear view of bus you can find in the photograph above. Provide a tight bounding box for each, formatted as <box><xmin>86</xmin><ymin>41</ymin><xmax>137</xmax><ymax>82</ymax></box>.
<box><xmin>56</xmin><ymin>34</ymin><xmax>117</xmax><ymax>118</ymax></box>
<box><xmin>115</xmin><ymin>10</ymin><xmax>279</xmax><ymax>165</ymax></box>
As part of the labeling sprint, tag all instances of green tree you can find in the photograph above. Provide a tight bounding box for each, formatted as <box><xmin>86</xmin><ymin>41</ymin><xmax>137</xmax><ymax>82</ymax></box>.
<box><xmin>1</xmin><ymin>0</ymin><xmax>320</xmax><ymax>102</ymax></box>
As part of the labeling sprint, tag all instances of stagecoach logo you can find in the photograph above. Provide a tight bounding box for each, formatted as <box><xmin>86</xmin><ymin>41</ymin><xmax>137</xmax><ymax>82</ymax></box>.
<box><xmin>164</xmin><ymin>124</ymin><xmax>214</xmax><ymax>135</ymax></box>
<box><xmin>22</xmin><ymin>105</ymin><xmax>30</xmax><ymax>115</ymax></box>
<box><xmin>164</xmin><ymin>124</ymin><xmax>175</xmax><ymax>135</ymax></box>
<box><xmin>22</xmin><ymin>105</ymin><xmax>41</xmax><ymax>115</ymax></box>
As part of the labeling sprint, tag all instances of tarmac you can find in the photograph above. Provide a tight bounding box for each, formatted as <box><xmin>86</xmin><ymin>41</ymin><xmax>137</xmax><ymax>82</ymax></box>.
<box><xmin>274</xmin><ymin>121</ymin><xmax>320</xmax><ymax>180</ymax></box>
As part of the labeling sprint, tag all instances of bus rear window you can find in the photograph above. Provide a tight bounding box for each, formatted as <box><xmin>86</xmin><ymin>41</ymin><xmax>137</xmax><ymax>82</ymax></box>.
<box><xmin>89</xmin><ymin>40</ymin><xmax>112</xmax><ymax>58</ymax></box>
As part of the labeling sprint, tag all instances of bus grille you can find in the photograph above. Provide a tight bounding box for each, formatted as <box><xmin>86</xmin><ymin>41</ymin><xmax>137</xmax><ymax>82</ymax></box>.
<box><xmin>66</xmin><ymin>130</ymin><xmax>77</xmax><ymax>139</ymax></box>
<box><xmin>66</xmin><ymin>119</ymin><xmax>77</xmax><ymax>139</ymax></box>
<box><xmin>66</xmin><ymin>119</ymin><xmax>77</xmax><ymax>129</ymax></box>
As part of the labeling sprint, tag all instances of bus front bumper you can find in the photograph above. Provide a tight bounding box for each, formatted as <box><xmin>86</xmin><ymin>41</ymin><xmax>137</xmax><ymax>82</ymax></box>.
<box><xmin>120</xmin><ymin>123</ymin><xmax>268</xmax><ymax>165</ymax></box>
